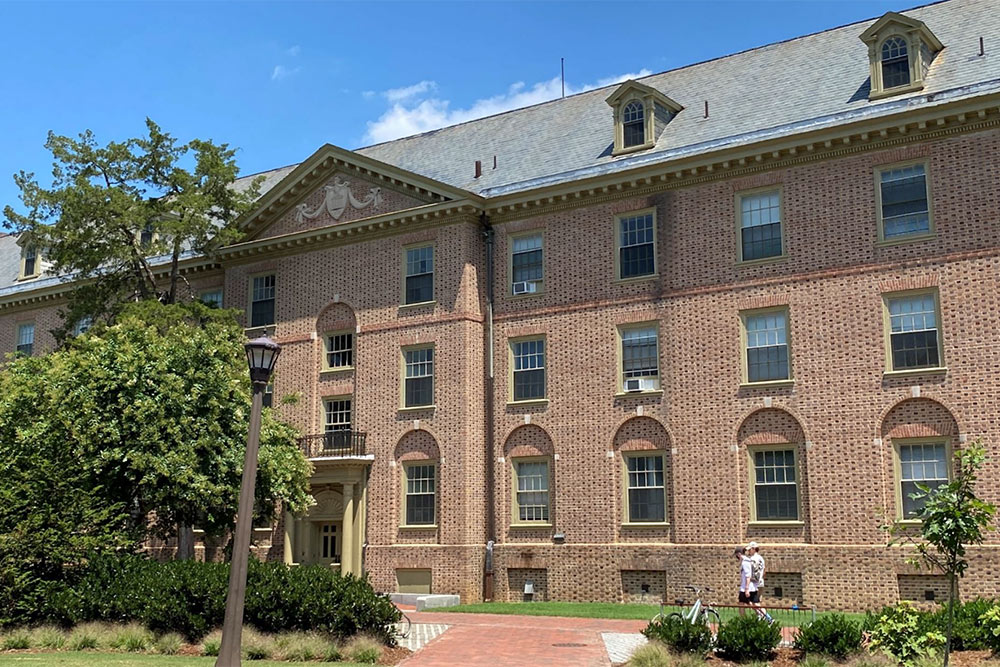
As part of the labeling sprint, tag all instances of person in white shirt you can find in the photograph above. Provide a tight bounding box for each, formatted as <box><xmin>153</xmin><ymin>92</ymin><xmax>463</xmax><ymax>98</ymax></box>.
<box><xmin>736</xmin><ymin>546</ymin><xmax>755</xmax><ymax>614</ymax></box>
<box><xmin>746</xmin><ymin>542</ymin><xmax>775</xmax><ymax>623</ymax></box>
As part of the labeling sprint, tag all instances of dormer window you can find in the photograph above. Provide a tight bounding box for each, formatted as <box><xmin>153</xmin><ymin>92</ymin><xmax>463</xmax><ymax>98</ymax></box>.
<box><xmin>23</xmin><ymin>247</ymin><xmax>38</xmax><ymax>278</ymax></box>
<box><xmin>622</xmin><ymin>101</ymin><xmax>645</xmax><ymax>148</ymax></box>
<box><xmin>606</xmin><ymin>80</ymin><xmax>683</xmax><ymax>156</ymax></box>
<box><xmin>860</xmin><ymin>12</ymin><xmax>943</xmax><ymax>100</ymax></box>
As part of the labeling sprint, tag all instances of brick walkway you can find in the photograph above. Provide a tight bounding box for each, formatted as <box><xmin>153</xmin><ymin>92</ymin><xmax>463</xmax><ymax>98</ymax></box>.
<box><xmin>397</xmin><ymin>611</ymin><xmax>647</xmax><ymax>666</ymax></box>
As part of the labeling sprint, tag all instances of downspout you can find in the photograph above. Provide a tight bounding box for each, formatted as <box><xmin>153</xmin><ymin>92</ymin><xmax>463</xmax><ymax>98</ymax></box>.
<box><xmin>481</xmin><ymin>212</ymin><xmax>496</xmax><ymax>601</ymax></box>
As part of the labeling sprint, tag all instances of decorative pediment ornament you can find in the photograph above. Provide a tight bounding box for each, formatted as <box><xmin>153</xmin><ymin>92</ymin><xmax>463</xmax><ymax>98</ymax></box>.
<box><xmin>308</xmin><ymin>489</ymin><xmax>344</xmax><ymax>518</ymax></box>
<box><xmin>295</xmin><ymin>176</ymin><xmax>382</xmax><ymax>223</ymax></box>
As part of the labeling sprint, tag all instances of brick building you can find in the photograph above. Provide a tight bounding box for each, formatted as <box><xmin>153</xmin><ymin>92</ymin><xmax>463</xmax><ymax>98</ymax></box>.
<box><xmin>2</xmin><ymin>0</ymin><xmax>999</xmax><ymax>610</ymax></box>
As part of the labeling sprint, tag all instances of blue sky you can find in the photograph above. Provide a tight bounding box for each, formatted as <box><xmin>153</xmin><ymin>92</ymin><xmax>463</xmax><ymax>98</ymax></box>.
<box><xmin>1</xmin><ymin>0</ymin><xmax>909</xmax><ymax>213</ymax></box>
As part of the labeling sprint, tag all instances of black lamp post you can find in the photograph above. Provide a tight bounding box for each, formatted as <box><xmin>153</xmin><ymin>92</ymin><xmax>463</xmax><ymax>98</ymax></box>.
<box><xmin>217</xmin><ymin>337</ymin><xmax>281</xmax><ymax>667</ymax></box>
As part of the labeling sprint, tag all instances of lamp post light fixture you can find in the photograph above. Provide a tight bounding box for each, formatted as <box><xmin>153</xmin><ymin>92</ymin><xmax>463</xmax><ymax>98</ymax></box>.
<box><xmin>216</xmin><ymin>337</ymin><xmax>281</xmax><ymax>667</ymax></box>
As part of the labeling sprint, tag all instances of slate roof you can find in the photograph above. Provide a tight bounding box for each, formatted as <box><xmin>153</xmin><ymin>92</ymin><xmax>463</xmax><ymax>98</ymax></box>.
<box><xmin>3</xmin><ymin>0</ymin><xmax>997</xmax><ymax>295</ymax></box>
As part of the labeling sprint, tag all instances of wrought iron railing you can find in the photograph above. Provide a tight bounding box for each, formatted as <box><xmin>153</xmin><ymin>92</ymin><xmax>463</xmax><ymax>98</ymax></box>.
<box><xmin>298</xmin><ymin>430</ymin><xmax>367</xmax><ymax>458</ymax></box>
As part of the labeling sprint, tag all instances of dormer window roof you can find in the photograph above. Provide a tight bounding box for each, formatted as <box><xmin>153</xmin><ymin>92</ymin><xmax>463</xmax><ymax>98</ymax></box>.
<box><xmin>606</xmin><ymin>80</ymin><xmax>683</xmax><ymax>156</ymax></box>
<box><xmin>860</xmin><ymin>11</ymin><xmax>943</xmax><ymax>100</ymax></box>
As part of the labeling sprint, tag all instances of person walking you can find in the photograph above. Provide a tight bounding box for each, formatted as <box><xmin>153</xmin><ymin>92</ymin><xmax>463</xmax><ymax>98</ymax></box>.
<box><xmin>735</xmin><ymin>546</ymin><xmax>755</xmax><ymax>615</ymax></box>
<box><xmin>747</xmin><ymin>542</ymin><xmax>775</xmax><ymax>623</ymax></box>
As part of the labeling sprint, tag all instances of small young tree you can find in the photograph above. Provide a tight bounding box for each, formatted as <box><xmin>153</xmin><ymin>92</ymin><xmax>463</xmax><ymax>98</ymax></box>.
<box><xmin>3</xmin><ymin>119</ymin><xmax>262</xmax><ymax>336</ymax></box>
<box><xmin>885</xmin><ymin>440</ymin><xmax>996</xmax><ymax>667</ymax></box>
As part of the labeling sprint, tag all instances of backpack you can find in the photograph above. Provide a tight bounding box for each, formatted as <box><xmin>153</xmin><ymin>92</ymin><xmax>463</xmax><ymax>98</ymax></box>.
<box><xmin>751</xmin><ymin>557</ymin><xmax>764</xmax><ymax>586</ymax></box>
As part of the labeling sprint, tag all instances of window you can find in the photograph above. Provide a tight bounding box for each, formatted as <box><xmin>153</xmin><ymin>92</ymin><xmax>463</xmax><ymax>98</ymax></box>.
<box><xmin>200</xmin><ymin>289</ymin><xmax>223</xmax><ymax>308</ymax></box>
<box><xmin>511</xmin><ymin>234</ymin><xmax>543</xmax><ymax>293</ymax></box>
<box><xmin>404</xmin><ymin>245</ymin><xmax>434</xmax><ymax>305</ymax></box>
<box><xmin>324</xmin><ymin>332</ymin><xmax>353</xmax><ymax>370</ymax></box>
<box><xmin>22</xmin><ymin>246</ymin><xmax>38</xmax><ymax>278</ymax></box>
<box><xmin>739</xmin><ymin>190</ymin><xmax>783</xmax><ymax>261</ymax></box>
<box><xmin>320</xmin><ymin>523</ymin><xmax>338</xmax><ymax>561</ymax></box>
<box><xmin>617</xmin><ymin>211</ymin><xmax>656</xmax><ymax>280</ymax></box>
<box><xmin>16</xmin><ymin>323</ymin><xmax>34</xmax><ymax>356</ymax></box>
<box><xmin>620</xmin><ymin>325</ymin><xmax>659</xmax><ymax>391</ymax></box>
<box><xmin>403</xmin><ymin>463</ymin><xmax>436</xmax><ymax>526</ymax></box>
<box><xmin>624</xmin><ymin>453</ymin><xmax>666</xmax><ymax>523</ymax></box>
<box><xmin>622</xmin><ymin>101</ymin><xmax>645</xmax><ymax>148</ymax></box>
<box><xmin>513</xmin><ymin>459</ymin><xmax>550</xmax><ymax>523</ymax></box>
<box><xmin>886</xmin><ymin>292</ymin><xmax>942</xmax><ymax>371</ymax></box>
<box><xmin>71</xmin><ymin>316</ymin><xmax>93</xmax><ymax>337</ymax></box>
<box><xmin>250</xmin><ymin>275</ymin><xmax>275</xmax><ymax>327</ymax></box>
<box><xmin>403</xmin><ymin>346</ymin><xmax>434</xmax><ymax>408</ymax></box>
<box><xmin>877</xmin><ymin>163</ymin><xmax>931</xmax><ymax>240</ymax></box>
<box><xmin>743</xmin><ymin>310</ymin><xmax>791</xmax><ymax>383</ymax></box>
<box><xmin>881</xmin><ymin>37</ymin><xmax>910</xmax><ymax>89</ymax></box>
<box><xmin>897</xmin><ymin>441</ymin><xmax>949</xmax><ymax>519</ymax></box>
<box><xmin>324</xmin><ymin>398</ymin><xmax>352</xmax><ymax>432</ymax></box>
<box><xmin>139</xmin><ymin>224</ymin><xmax>155</xmax><ymax>248</ymax></box>
<box><xmin>512</xmin><ymin>338</ymin><xmax>545</xmax><ymax>401</ymax></box>
<box><xmin>750</xmin><ymin>448</ymin><xmax>799</xmax><ymax>521</ymax></box>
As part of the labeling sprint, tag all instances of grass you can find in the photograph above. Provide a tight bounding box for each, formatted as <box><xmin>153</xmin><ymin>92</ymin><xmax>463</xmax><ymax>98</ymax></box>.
<box><xmin>424</xmin><ymin>600</ymin><xmax>869</xmax><ymax>627</ymax></box>
<box><xmin>0</xmin><ymin>652</ymin><xmax>371</xmax><ymax>666</ymax></box>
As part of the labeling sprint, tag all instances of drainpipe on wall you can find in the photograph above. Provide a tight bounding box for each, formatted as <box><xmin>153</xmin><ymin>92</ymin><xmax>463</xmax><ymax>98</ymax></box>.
<box><xmin>481</xmin><ymin>212</ymin><xmax>496</xmax><ymax>602</ymax></box>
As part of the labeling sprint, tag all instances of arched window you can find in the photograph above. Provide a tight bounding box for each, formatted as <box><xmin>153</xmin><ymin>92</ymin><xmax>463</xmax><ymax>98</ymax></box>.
<box><xmin>622</xmin><ymin>101</ymin><xmax>645</xmax><ymax>148</ymax></box>
<box><xmin>881</xmin><ymin>36</ymin><xmax>910</xmax><ymax>89</ymax></box>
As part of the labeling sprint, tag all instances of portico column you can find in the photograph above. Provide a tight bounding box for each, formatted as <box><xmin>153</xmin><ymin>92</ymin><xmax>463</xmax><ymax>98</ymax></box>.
<box><xmin>356</xmin><ymin>478</ymin><xmax>367</xmax><ymax>576</ymax></box>
<box><xmin>341</xmin><ymin>482</ymin><xmax>355</xmax><ymax>576</ymax></box>
<box><xmin>283</xmin><ymin>510</ymin><xmax>295</xmax><ymax>565</ymax></box>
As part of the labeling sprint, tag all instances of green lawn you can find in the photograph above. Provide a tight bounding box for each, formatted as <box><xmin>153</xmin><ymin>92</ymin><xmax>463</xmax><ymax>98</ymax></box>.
<box><xmin>0</xmin><ymin>653</ymin><xmax>368</xmax><ymax>667</ymax></box>
<box><xmin>423</xmin><ymin>601</ymin><xmax>869</xmax><ymax>627</ymax></box>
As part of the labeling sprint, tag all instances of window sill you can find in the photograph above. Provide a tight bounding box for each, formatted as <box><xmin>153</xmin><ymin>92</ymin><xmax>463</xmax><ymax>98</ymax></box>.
<box><xmin>883</xmin><ymin>367</ymin><xmax>947</xmax><ymax>378</ymax></box>
<box><xmin>509</xmin><ymin>290</ymin><xmax>544</xmax><ymax>299</ymax></box>
<box><xmin>614</xmin><ymin>390</ymin><xmax>664</xmax><ymax>398</ymax></box>
<box><xmin>399</xmin><ymin>404</ymin><xmax>436</xmax><ymax>413</ymax></box>
<box><xmin>399</xmin><ymin>524</ymin><xmax>437</xmax><ymax>530</ymax></box>
<box><xmin>894</xmin><ymin>519</ymin><xmax>922</xmax><ymax>526</ymax></box>
<box><xmin>612</xmin><ymin>141</ymin><xmax>656</xmax><ymax>157</ymax></box>
<box><xmin>320</xmin><ymin>366</ymin><xmax>355</xmax><ymax>374</ymax></box>
<box><xmin>737</xmin><ymin>254</ymin><xmax>788</xmax><ymax>267</ymax></box>
<box><xmin>400</xmin><ymin>300</ymin><xmax>436</xmax><ymax>310</ymax></box>
<box><xmin>869</xmin><ymin>81</ymin><xmax>925</xmax><ymax>100</ymax></box>
<box><xmin>621</xmin><ymin>522</ymin><xmax>670</xmax><ymax>528</ymax></box>
<box><xmin>506</xmin><ymin>398</ymin><xmax>550</xmax><ymax>407</ymax></box>
<box><xmin>510</xmin><ymin>522</ymin><xmax>553</xmax><ymax>529</ymax></box>
<box><xmin>740</xmin><ymin>379</ymin><xmax>794</xmax><ymax>389</ymax></box>
<box><xmin>748</xmin><ymin>521</ymin><xmax>805</xmax><ymax>527</ymax></box>
<box><xmin>614</xmin><ymin>274</ymin><xmax>658</xmax><ymax>285</ymax></box>
<box><xmin>16</xmin><ymin>274</ymin><xmax>41</xmax><ymax>282</ymax></box>
<box><xmin>875</xmin><ymin>233</ymin><xmax>936</xmax><ymax>247</ymax></box>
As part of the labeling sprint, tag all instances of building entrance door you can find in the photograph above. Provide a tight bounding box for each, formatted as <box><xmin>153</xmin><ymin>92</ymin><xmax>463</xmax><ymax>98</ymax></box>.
<box><xmin>316</xmin><ymin>522</ymin><xmax>340</xmax><ymax>565</ymax></box>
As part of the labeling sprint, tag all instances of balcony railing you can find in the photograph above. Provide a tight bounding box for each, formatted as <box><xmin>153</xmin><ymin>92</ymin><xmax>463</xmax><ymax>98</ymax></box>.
<box><xmin>298</xmin><ymin>430</ymin><xmax>368</xmax><ymax>459</ymax></box>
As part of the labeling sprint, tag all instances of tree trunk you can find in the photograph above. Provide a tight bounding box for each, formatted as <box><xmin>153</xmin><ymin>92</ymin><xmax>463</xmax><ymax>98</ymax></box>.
<box><xmin>945</xmin><ymin>571</ymin><xmax>956</xmax><ymax>667</ymax></box>
<box><xmin>166</xmin><ymin>237</ymin><xmax>182</xmax><ymax>304</ymax></box>
<box><xmin>176</xmin><ymin>523</ymin><xmax>195</xmax><ymax>560</ymax></box>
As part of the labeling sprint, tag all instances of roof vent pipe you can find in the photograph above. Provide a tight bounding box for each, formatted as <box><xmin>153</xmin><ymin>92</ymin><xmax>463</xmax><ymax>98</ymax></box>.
<box><xmin>474</xmin><ymin>160</ymin><xmax>482</xmax><ymax>179</ymax></box>
<box><xmin>980</xmin><ymin>37</ymin><xmax>985</xmax><ymax>57</ymax></box>
<box><xmin>493</xmin><ymin>155</ymin><xmax>497</xmax><ymax>169</ymax></box>
<box><xmin>704</xmin><ymin>100</ymin><xmax>709</xmax><ymax>118</ymax></box>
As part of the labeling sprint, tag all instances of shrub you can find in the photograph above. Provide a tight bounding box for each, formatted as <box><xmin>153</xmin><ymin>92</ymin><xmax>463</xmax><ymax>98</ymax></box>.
<box><xmin>793</xmin><ymin>613</ymin><xmax>863</xmax><ymax>658</ymax></box>
<box><xmin>30</xmin><ymin>626</ymin><xmax>66</xmax><ymax>650</ymax></box>
<box><xmin>1</xmin><ymin>629</ymin><xmax>31</xmax><ymax>650</ymax></box>
<box><xmin>109</xmin><ymin>623</ymin><xmax>153</xmax><ymax>652</ymax></box>
<box><xmin>714</xmin><ymin>614</ymin><xmax>782</xmax><ymax>662</ymax></box>
<box><xmin>323</xmin><ymin>641</ymin><xmax>343</xmax><ymax>662</ymax></box>
<box><xmin>154</xmin><ymin>632</ymin><xmax>183</xmax><ymax>655</ymax></box>
<box><xmin>927</xmin><ymin>597</ymin><xmax>996</xmax><ymax>650</ymax></box>
<box><xmin>343</xmin><ymin>634</ymin><xmax>383</xmax><ymax>664</ymax></box>
<box><xmin>798</xmin><ymin>656</ymin><xmax>831</xmax><ymax>667</ymax></box>
<box><xmin>981</xmin><ymin>605</ymin><xmax>1000</xmax><ymax>653</ymax></box>
<box><xmin>642</xmin><ymin>615</ymin><xmax>713</xmax><ymax>655</ymax></box>
<box><xmin>66</xmin><ymin>624</ymin><xmax>103</xmax><ymax>651</ymax></box>
<box><xmin>867</xmin><ymin>602</ymin><xmax>945</xmax><ymax>666</ymax></box>
<box><xmin>627</xmin><ymin>640</ymin><xmax>672</xmax><ymax>667</ymax></box>
<box><xmin>201</xmin><ymin>630</ymin><xmax>222</xmax><ymax>657</ymax></box>
<box><xmin>276</xmin><ymin>632</ymin><xmax>333</xmax><ymax>661</ymax></box>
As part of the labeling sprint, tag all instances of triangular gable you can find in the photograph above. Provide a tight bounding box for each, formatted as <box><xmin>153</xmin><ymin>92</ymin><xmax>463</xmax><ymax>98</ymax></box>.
<box><xmin>241</xmin><ymin>144</ymin><xmax>479</xmax><ymax>241</ymax></box>
<box><xmin>605</xmin><ymin>80</ymin><xmax>682</xmax><ymax>113</ymax></box>
<box><xmin>859</xmin><ymin>11</ymin><xmax>943</xmax><ymax>51</ymax></box>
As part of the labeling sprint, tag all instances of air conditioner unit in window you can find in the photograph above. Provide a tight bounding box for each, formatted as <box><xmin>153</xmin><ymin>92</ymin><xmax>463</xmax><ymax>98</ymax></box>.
<box><xmin>624</xmin><ymin>378</ymin><xmax>657</xmax><ymax>392</ymax></box>
<box><xmin>512</xmin><ymin>281</ymin><xmax>538</xmax><ymax>295</ymax></box>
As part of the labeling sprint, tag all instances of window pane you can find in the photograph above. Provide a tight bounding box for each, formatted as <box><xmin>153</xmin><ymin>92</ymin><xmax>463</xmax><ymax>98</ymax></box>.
<box><xmin>16</xmin><ymin>323</ymin><xmax>34</xmax><ymax>356</ymax></box>
<box><xmin>324</xmin><ymin>399</ymin><xmax>352</xmax><ymax>432</ymax></box>
<box><xmin>753</xmin><ymin>448</ymin><xmax>798</xmax><ymax>520</ymax></box>
<box><xmin>405</xmin><ymin>247</ymin><xmax>434</xmax><ymax>304</ymax></box>
<box><xmin>627</xmin><ymin>455</ymin><xmax>665</xmax><ymax>522</ymax></box>
<box><xmin>740</xmin><ymin>192</ymin><xmax>782</xmax><ymax>260</ymax></box>
<box><xmin>745</xmin><ymin>312</ymin><xmax>789</xmax><ymax>382</ymax></box>
<box><xmin>623</xmin><ymin>102</ymin><xmax>645</xmax><ymax>147</ymax></box>
<box><xmin>618</xmin><ymin>214</ymin><xmax>655</xmax><ymax>279</ymax></box>
<box><xmin>251</xmin><ymin>275</ymin><xmax>276</xmax><ymax>327</ymax></box>
<box><xmin>512</xmin><ymin>235</ymin><xmax>544</xmax><ymax>284</ymax></box>
<box><xmin>404</xmin><ymin>348</ymin><xmax>434</xmax><ymax>407</ymax></box>
<box><xmin>881</xmin><ymin>38</ymin><xmax>910</xmax><ymax>89</ymax></box>
<box><xmin>516</xmin><ymin>461</ymin><xmax>550</xmax><ymax>522</ymax></box>
<box><xmin>513</xmin><ymin>339</ymin><xmax>545</xmax><ymax>400</ymax></box>
<box><xmin>888</xmin><ymin>295</ymin><xmax>940</xmax><ymax>370</ymax></box>
<box><xmin>327</xmin><ymin>333</ymin><xmax>354</xmax><ymax>368</ymax></box>
<box><xmin>405</xmin><ymin>273</ymin><xmax>433</xmax><ymax>304</ymax></box>
<box><xmin>201</xmin><ymin>290</ymin><xmax>223</xmax><ymax>308</ymax></box>
<box><xmin>406</xmin><ymin>464</ymin><xmax>436</xmax><ymax>525</ymax></box>
<box><xmin>900</xmin><ymin>443</ymin><xmax>948</xmax><ymax>518</ymax></box>
<box><xmin>622</xmin><ymin>327</ymin><xmax>658</xmax><ymax>379</ymax></box>
<box><xmin>881</xmin><ymin>165</ymin><xmax>929</xmax><ymax>238</ymax></box>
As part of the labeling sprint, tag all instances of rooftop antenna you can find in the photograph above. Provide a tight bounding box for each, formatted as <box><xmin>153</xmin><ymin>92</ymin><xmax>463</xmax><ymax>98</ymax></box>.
<box><xmin>561</xmin><ymin>58</ymin><xmax>565</xmax><ymax>98</ymax></box>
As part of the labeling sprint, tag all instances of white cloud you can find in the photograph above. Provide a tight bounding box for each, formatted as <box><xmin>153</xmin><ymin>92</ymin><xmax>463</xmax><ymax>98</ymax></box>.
<box><xmin>286</xmin><ymin>45</ymin><xmax>301</xmax><ymax>57</ymax></box>
<box><xmin>383</xmin><ymin>80</ymin><xmax>438</xmax><ymax>103</ymax></box>
<box><xmin>363</xmin><ymin>69</ymin><xmax>652</xmax><ymax>144</ymax></box>
<box><xmin>271</xmin><ymin>65</ymin><xmax>300</xmax><ymax>82</ymax></box>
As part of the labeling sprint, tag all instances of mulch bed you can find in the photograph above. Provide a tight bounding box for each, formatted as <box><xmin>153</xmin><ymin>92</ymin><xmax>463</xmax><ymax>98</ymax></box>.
<box><xmin>380</xmin><ymin>645</ymin><xmax>412</xmax><ymax>664</ymax></box>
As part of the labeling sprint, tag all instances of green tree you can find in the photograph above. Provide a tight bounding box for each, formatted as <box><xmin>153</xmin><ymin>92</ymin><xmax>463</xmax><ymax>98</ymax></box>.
<box><xmin>885</xmin><ymin>440</ymin><xmax>996</xmax><ymax>667</ymax></box>
<box><xmin>0</xmin><ymin>300</ymin><xmax>312</xmax><ymax>621</ymax></box>
<box><xmin>3</xmin><ymin>119</ymin><xmax>262</xmax><ymax>336</ymax></box>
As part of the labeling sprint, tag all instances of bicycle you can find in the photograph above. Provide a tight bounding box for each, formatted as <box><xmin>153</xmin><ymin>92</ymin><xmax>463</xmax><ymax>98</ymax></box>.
<box><xmin>652</xmin><ymin>586</ymin><xmax>722</xmax><ymax>627</ymax></box>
